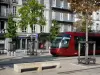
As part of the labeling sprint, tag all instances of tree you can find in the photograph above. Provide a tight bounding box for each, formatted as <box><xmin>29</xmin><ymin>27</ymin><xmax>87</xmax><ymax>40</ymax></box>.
<box><xmin>50</xmin><ymin>20</ymin><xmax>60</xmax><ymax>42</ymax></box>
<box><xmin>18</xmin><ymin>0</ymin><xmax>46</xmax><ymax>34</ymax></box>
<box><xmin>18</xmin><ymin>0</ymin><xmax>46</xmax><ymax>55</ymax></box>
<box><xmin>74</xmin><ymin>14</ymin><xmax>93</xmax><ymax>32</ymax></box>
<box><xmin>5</xmin><ymin>14</ymin><xmax>17</xmax><ymax>55</ymax></box>
<box><xmin>67</xmin><ymin>0</ymin><xmax>100</xmax><ymax>61</ymax></box>
<box><xmin>5</xmin><ymin>14</ymin><xmax>17</xmax><ymax>38</ymax></box>
<box><xmin>67</xmin><ymin>0</ymin><xmax>100</xmax><ymax>39</ymax></box>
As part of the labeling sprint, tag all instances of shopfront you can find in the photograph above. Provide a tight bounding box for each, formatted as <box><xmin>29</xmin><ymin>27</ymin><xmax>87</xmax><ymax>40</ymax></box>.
<box><xmin>16</xmin><ymin>34</ymin><xmax>37</xmax><ymax>50</ymax></box>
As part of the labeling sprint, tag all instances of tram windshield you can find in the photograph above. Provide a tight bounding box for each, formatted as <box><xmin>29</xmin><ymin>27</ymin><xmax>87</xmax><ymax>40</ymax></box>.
<box><xmin>51</xmin><ymin>35</ymin><xmax>71</xmax><ymax>48</ymax></box>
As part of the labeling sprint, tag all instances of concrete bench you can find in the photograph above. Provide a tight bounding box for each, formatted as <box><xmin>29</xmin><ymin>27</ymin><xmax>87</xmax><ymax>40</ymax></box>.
<box><xmin>14</xmin><ymin>61</ymin><xmax>60</xmax><ymax>73</ymax></box>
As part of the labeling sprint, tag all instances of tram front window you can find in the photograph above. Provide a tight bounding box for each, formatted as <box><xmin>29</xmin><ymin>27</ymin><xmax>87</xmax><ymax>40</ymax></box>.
<box><xmin>51</xmin><ymin>37</ymin><xmax>70</xmax><ymax>48</ymax></box>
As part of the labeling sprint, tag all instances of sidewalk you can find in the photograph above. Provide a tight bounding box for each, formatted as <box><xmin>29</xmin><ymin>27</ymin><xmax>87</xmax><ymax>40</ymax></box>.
<box><xmin>0</xmin><ymin>54</ymin><xmax>100</xmax><ymax>75</ymax></box>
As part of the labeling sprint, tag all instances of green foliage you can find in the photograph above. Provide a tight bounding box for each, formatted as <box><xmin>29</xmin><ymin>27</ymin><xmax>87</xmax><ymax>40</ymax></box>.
<box><xmin>74</xmin><ymin>14</ymin><xmax>93</xmax><ymax>32</ymax></box>
<box><xmin>67</xmin><ymin>0</ymin><xmax>100</xmax><ymax>13</ymax></box>
<box><xmin>5</xmin><ymin>14</ymin><xmax>17</xmax><ymax>38</ymax></box>
<box><xmin>68</xmin><ymin>0</ymin><xmax>100</xmax><ymax>33</ymax></box>
<box><xmin>50</xmin><ymin>20</ymin><xmax>60</xmax><ymax>42</ymax></box>
<box><xmin>18</xmin><ymin>0</ymin><xmax>46</xmax><ymax>31</ymax></box>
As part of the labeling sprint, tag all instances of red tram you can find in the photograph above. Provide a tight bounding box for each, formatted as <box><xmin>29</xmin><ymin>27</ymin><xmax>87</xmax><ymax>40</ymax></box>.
<box><xmin>50</xmin><ymin>32</ymin><xmax>100</xmax><ymax>56</ymax></box>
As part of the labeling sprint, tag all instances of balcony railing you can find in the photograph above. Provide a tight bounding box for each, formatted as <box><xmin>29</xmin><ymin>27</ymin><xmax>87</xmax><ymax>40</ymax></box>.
<box><xmin>0</xmin><ymin>0</ymin><xmax>9</xmax><ymax>4</ymax></box>
<box><xmin>52</xmin><ymin>16</ymin><xmax>74</xmax><ymax>22</ymax></box>
<box><xmin>12</xmin><ymin>0</ymin><xmax>18</xmax><ymax>4</ymax></box>
<box><xmin>52</xmin><ymin>3</ymin><xmax>71</xmax><ymax>10</ymax></box>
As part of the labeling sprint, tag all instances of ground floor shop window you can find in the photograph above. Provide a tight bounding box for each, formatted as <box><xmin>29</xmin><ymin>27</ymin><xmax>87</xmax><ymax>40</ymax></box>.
<box><xmin>22</xmin><ymin>39</ymin><xmax>25</xmax><ymax>49</ymax></box>
<box><xmin>0</xmin><ymin>44</ymin><xmax>4</xmax><ymax>50</ymax></box>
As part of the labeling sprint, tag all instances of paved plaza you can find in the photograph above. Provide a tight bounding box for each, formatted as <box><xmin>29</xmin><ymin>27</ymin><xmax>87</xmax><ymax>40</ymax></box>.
<box><xmin>1</xmin><ymin>52</ymin><xmax>100</xmax><ymax>75</ymax></box>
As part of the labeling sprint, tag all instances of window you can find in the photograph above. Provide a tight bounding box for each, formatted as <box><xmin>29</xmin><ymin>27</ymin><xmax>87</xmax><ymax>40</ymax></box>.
<box><xmin>59</xmin><ymin>23</ymin><xmax>63</xmax><ymax>32</ymax></box>
<box><xmin>68</xmin><ymin>13</ymin><xmax>70</xmax><ymax>20</ymax></box>
<box><xmin>22</xmin><ymin>0</ymin><xmax>26</xmax><ymax>5</ymax></box>
<box><xmin>13</xmin><ymin>6</ymin><xmax>16</xmax><ymax>16</ymax></box>
<box><xmin>56</xmin><ymin>12</ymin><xmax>60</xmax><ymax>20</ymax></box>
<box><xmin>40</xmin><ymin>26</ymin><xmax>44</xmax><ymax>32</ymax></box>
<box><xmin>96</xmin><ymin>23</ymin><xmax>99</xmax><ymax>31</ymax></box>
<box><xmin>0</xmin><ymin>21</ymin><xmax>5</xmax><ymax>33</ymax></box>
<box><xmin>22</xmin><ymin>27</ymin><xmax>26</xmax><ymax>32</ymax></box>
<box><xmin>74</xmin><ymin>36</ymin><xmax>85</xmax><ymax>55</ymax></box>
<box><xmin>39</xmin><ymin>0</ymin><xmax>44</xmax><ymax>4</ymax></box>
<box><xmin>0</xmin><ymin>44</ymin><xmax>4</xmax><ymax>50</ymax></box>
<box><xmin>1</xmin><ymin>6</ymin><xmax>6</xmax><ymax>16</ymax></box>
<box><xmin>89</xmin><ymin>37</ymin><xmax>100</xmax><ymax>50</ymax></box>
<box><xmin>63</xmin><ymin>13</ymin><xmax>68</xmax><ymax>21</ymax></box>
<box><xmin>52</xmin><ymin>0</ymin><xmax>56</xmax><ymax>7</ymax></box>
<box><xmin>60</xmin><ymin>12</ymin><xmax>63</xmax><ymax>21</ymax></box>
<box><xmin>60</xmin><ymin>0</ymin><xmax>64</xmax><ymax>8</ymax></box>
<box><xmin>63</xmin><ymin>25</ymin><xmax>71</xmax><ymax>32</ymax></box>
<box><xmin>60</xmin><ymin>37</ymin><xmax>70</xmax><ymax>48</ymax></box>
<box><xmin>51</xmin><ymin>35</ymin><xmax>70</xmax><ymax>48</ymax></box>
<box><xmin>22</xmin><ymin>39</ymin><xmax>25</xmax><ymax>49</ymax></box>
<box><xmin>12</xmin><ymin>0</ymin><xmax>17</xmax><ymax>3</ymax></box>
<box><xmin>44</xmin><ymin>11</ymin><xmax>47</xmax><ymax>19</ymax></box>
<box><xmin>32</xmin><ymin>25</ymin><xmax>36</xmax><ymax>33</ymax></box>
<box><xmin>52</xmin><ymin>11</ymin><xmax>55</xmax><ymax>19</ymax></box>
<box><xmin>97</xmin><ymin>12</ymin><xmax>99</xmax><ymax>15</ymax></box>
<box><xmin>67</xmin><ymin>3</ymin><xmax>71</xmax><ymax>9</ymax></box>
<box><xmin>0</xmin><ymin>21</ymin><xmax>4</xmax><ymax>29</ymax></box>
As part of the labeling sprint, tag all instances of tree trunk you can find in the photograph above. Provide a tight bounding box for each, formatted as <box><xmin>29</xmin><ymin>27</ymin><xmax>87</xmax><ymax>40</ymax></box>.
<box><xmin>85</xmin><ymin>12</ymin><xmax>89</xmax><ymax>59</ymax></box>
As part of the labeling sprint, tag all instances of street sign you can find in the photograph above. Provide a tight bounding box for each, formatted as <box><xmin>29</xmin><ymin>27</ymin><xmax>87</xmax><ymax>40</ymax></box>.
<box><xmin>36</xmin><ymin>34</ymin><xmax>38</xmax><ymax>38</ymax></box>
<box><xmin>18</xmin><ymin>33</ymin><xmax>38</xmax><ymax>38</ymax></box>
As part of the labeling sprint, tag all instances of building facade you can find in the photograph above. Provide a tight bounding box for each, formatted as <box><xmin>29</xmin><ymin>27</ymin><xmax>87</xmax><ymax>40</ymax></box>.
<box><xmin>11</xmin><ymin>0</ymin><xmax>74</xmax><ymax>50</ymax></box>
<box><xmin>0</xmin><ymin>0</ymin><xmax>11</xmax><ymax>53</ymax></box>
<box><xmin>0</xmin><ymin>0</ymin><xmax>74</xmax><ymax>52</ymax></box>
<box><xmin>91</xmin><ymin>10</ymin><xmax>100</xmax><ymax>32</ymax></box>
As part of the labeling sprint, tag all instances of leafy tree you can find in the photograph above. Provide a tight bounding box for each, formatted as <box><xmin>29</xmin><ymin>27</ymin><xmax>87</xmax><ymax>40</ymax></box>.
<box><xmin>67</xmin><ymin>0</ymin><xmax>100</xmax><ymax>13</ymax></box>
<box><xmin>5</xmin><ymin>14</ymin><xmax>17</xmax><ymax>38</ymax></box>
<box><xmin>18</xmin><ymin>0</ymin><xmax>46</xmax><ymax>55</ymax></box>
<box><xmin>50</xmin><ymin>20</ymin><xmax>60</xmax><ymax>42</ymax></box>
<box><xmin>67</xmin><ymin>0</ymin><xmax>100</xmax><ymax>58</ymax></box>
<box><xmin>74</xmin><ymin>14</ymin><xmax>93</xmax><ymax>32</ymax></box>
<box><xmin>18</xmin><ymin>0</ymin><xmax>46</xmax><ymax>35</ymax></box>
<box><xmin>67</xmin><ymin>0</ymin><xmax>100</xmax><ymax>39</ymax></box>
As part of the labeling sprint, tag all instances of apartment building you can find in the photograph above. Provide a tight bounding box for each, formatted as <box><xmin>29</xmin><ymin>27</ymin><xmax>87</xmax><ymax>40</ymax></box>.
<box><xmin>10</xmin><ymin>0</ymin><xmax>74</xmax><ymax>50</ymax></box>
<box><xmin>0</xmin><ymin>0</ymin><xmax>18</xmax><ymax>53</ymax></box>
<box><xmin>0</xmin><ymin>0</ymin><xmax>10</xmax><ymax>53</ymax></box>
<box><xmin>0</xmin><ymin>0</ymin><xmax>74</xmax><ymax>52</ymax></box>
<box><xmin>91</xmin><ymin>10</ymin><xmax>100</xmax><ymax>32</ymax></box>
<box><xmin>51</xmin><ymin>0</ymin><xmax>73</xmax><ymax>32</ymax></box>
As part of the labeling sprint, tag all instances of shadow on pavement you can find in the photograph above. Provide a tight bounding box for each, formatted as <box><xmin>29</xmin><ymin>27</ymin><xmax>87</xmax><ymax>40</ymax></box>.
<box><xmin>0</xmin><ymin>55</ymin><xmax>58</xmax><ymax>69</ymax></box>
<box><xmin>0</xmin><ymin>65</ymin><xmax>5</xmax><ymax>70</ymax></box>
<box><xmin>58</xmin><ymin>66</ymin><xmax>100</xmax><ymax>74</ymax></box>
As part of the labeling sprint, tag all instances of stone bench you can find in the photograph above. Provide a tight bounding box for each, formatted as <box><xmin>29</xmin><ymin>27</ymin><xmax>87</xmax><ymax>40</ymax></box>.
<box><xmin>14</xmin><ymin>61</ymin><xmax>60</xmax><ymax>73</ymax></box>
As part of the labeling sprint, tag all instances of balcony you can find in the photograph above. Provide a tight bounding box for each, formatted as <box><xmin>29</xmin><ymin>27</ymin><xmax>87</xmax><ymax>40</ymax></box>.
<box><xmin>52</xmin><ymin>5</ymin><xmax>70</xmax><ymax>10</ymax></box>
<box><xmin>12</xmin><ymin>0</ymin><xmax>18</xmax><ymax>4</ymax></box>
<box><xmin>0</xmin><ymin>13</ymin><xmax>8</xmax><ymax>20</ymax></box>
<box><xmin>22</xmin><ymin>0</ymin><xmax>27</xmax><ymax>5</ymax></box>
<box><xmin>0</xmin><ymin>0</ymin><xmax>9</xmax><ymax>5</ymax></box>
<box><xmin>95</xmin><ymin>18</ymin><xmax>100</xmax><ymax>21</ymax></box>
<box><xmin>52</xmin><ymin>13</ymin><xmax>74</xmax><ymax>23</ymax></box>
<box><xmin>52</xmin><ymin>16</ymin><xmax>74</xmax><ymax>24</ymax></box>
<box><xmin>51</xmin><ymin>7</ymin><xmax>72</xmax><ymax>13</ymax></box>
